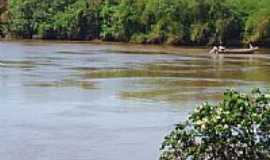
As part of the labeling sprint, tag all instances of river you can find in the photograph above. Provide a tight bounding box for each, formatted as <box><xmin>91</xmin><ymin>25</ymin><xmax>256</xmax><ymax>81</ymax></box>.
<box><xmin>0</xmin><ymin>41</ymin><xmax>269</xmax><ymax>160</ymax></box>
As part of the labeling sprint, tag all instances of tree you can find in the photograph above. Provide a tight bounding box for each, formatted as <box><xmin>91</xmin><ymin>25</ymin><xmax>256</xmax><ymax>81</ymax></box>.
<box><xmin>160</xmin><ymin>89</ymin><xmax>270</xmax><ymax>160</ymax></box>
<box><xmin>4</xmin><ymin>0</ymin><xmax>270</xmax><ymax>46</ymax></box>
<box><xmin>244</xmin><ymin>0</ymin><xmax>270</xmax><ymax>46</ymax></box>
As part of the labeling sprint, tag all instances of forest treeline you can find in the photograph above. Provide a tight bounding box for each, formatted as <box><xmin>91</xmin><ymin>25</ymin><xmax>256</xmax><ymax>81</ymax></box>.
<box><xmin>1</xmin><ymin>0</ymin><xmax>270</xmax><ymax>46</ymax></box>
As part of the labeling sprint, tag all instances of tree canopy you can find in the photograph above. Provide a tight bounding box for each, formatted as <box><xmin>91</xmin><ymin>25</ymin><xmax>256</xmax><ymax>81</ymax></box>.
<box><xmin>1</xmin><ymin>0</ymin><xmax>270</xmax><ymax>46</ymax></box>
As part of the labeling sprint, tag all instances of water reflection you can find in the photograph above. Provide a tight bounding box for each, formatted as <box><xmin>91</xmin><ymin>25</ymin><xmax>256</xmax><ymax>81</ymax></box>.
<box><xmin>0</xmin><ymin>60</ymin><xmax>36</xmax><ymax>69</ymax></box>
<box><xmin>28</xmin><ymin>79</ymin><xmax>97</xmax><ymax>90</ymax></box>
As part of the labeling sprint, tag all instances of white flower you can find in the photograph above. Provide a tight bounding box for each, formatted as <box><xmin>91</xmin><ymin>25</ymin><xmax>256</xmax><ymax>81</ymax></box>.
<box><xmin>252</xmin><ymin>113</ymin><xmax>257</xmax><ymax>117</ymax></box>
<box><xmin>199</xmin><ymin>104</ymin><xmax>205</xmax><ymax>109</ymax></box>
<box><xmin>194</xmin><ymin>107</ymin><xmax>200</xmax><ymax>113</ymax></box>
<box><xmin>265</xmin><ymin>94</ymin><xmax>270</xmax><ymax>99</ymax></box>
<box><xmin>201</xmin><ymin>124</ymin><xmax>206</xmax><ymax>130</ymax></box>
<box><xmin>240</xmin><ymin>93</ymin><xmax>247</xmax><ymax>97</ymax></box>
<box><xmin>196</xmin><ymin>120</ymin><xmax>203</xmax><ymax>125</ymax></box>
<box><xmin>202</xmin><ymin>118</ymin><xmax>208</xmax><ymax>123</ymax></box>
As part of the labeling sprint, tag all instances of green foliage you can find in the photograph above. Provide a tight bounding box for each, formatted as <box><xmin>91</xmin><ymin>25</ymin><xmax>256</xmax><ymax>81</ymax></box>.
<box><xmin>3</xmin><ymin>0</ymin><xmax>270</xmax><ymax>45</ymax></box>
<box><xmin>244</xmin><ymin>1</ymin><xmax>270</xmax><ymax>45</ymax></box>
<box><xmin>8</xmin><ymin>0</ymin><xmax>101</xmax><ymax>39</ymax></box>
<box><xmin>160</xmin><ymin>89</ymin><xmax>270</xmax><ymax>160</ymax></box>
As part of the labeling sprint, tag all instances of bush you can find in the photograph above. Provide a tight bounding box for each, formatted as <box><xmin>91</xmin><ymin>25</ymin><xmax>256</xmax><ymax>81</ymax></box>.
<box><xmin>160</xmin><ymin>89</ymin><xmax>270</xmax><ymax>160</ymax></box>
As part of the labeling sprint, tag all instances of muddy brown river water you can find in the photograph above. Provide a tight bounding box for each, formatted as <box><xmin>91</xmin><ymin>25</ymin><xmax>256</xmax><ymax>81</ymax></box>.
<box><xmin>0</xmin><ymin>41</ymin><xmax>269</xmax><ymax>160</ymax></box>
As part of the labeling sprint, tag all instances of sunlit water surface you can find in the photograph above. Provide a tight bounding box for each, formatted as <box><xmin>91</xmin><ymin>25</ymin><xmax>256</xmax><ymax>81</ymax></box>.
<box><xmin>0</xmin><ymin>41</ymin><xmax>270</xmax><ymax>160</ymax></box>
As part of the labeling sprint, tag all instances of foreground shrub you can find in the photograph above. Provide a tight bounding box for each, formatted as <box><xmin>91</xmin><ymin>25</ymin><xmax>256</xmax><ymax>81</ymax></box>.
<box><xmin>160</xmin><ymin>89</ymin><xmax>270</xmax><ymax>160</ymax></box>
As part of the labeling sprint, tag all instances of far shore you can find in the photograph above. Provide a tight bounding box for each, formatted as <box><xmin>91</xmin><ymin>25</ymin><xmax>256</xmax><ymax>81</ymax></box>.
<box><xmin>0</xmin><ymin>39</ymin><xmax>269</xmax><ymax>57</ymax></box>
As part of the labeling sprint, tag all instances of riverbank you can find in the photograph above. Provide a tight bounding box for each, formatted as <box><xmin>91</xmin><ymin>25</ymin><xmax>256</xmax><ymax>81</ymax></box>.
<box><xmin>1</xmin><ymin>39</ymin><xmax>270</xmax><ymax>58</ymax></box>
<box><xmin>0</xmin><ymin>39</ymin><xmax>210</xmax><ymax>55</ymax></box>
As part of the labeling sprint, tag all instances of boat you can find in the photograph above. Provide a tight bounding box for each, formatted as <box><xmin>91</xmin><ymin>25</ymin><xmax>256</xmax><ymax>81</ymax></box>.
<box><xmin>209</xmin><ymin>46</ymin><xmax>259</xmax><ymax>54</ymax></box>
<box><xmin>217</xmin><ymin>47</ymin><xmax>259</xmax><ymax>54</ymax></box>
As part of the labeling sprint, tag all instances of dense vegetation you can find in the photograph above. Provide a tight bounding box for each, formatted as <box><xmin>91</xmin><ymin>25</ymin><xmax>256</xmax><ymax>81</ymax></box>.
<box><xmin>1</xmin><ymin>0</ymin><xmax>270</xmax><ymax>46</ymax></box>
<box><xmin>160</xmin><ymin>89</ymin><xmax>270</xmax><ymax>160</ymax></box>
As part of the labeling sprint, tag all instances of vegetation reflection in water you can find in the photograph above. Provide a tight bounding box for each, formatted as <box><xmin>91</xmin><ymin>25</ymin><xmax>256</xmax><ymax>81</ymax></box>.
<box><xmin>76</xmin><ymin>58</ymin><xmax>270</xmax><ymax>81</ymax></box>
<box><xmin>4</xmin><ymin>44</ymin><xmax>268</xmax><ymax>104</ymax></box>
<box><xmin>29</xmin><ymin>79</ymin><xmax>97</xmax><ymax>90</ymax></box>
<box><xmin>0</xmin><ymin>60</ymin><xmax>37</xmax><ymax>69</ymax></box>
<box><xmin>66</xmin><ymin>54</ymin><xmax>270</xmax><ymax>103</ymax></box>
